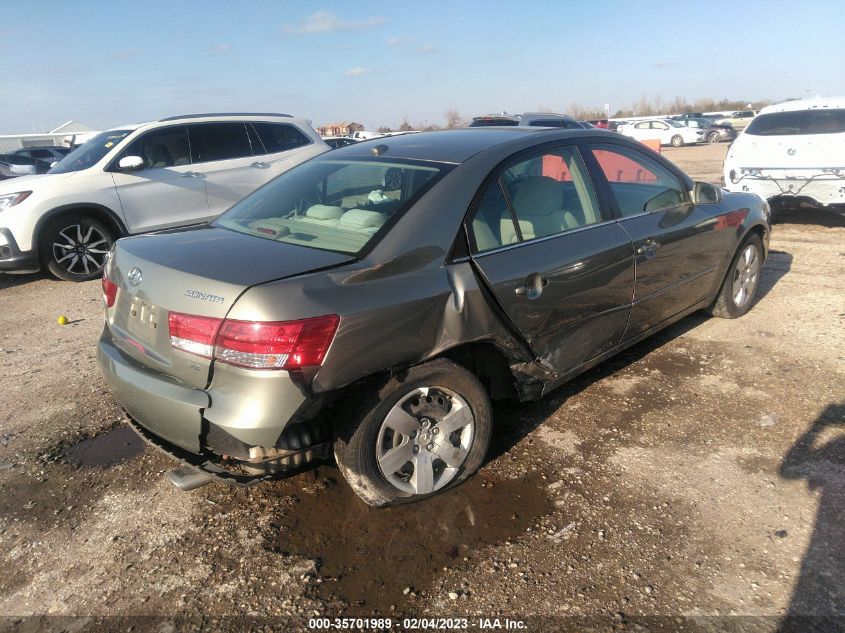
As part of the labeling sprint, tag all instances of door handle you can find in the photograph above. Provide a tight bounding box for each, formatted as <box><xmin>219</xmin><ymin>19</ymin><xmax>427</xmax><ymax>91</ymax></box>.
<box><xmin>182</xmin><ymin>171</ymin><xmax>203</xmax><ymax>178</ymax></box>
<box><xmin>515</xmin><ymin>273</ymin><xmax>548</xmax><ymax>299</ymax></box>
<box><xmin>251</xmin><ymin>161</ymin><xmax>270</xmax><ymax>169</ymax></box>
<box><xmin>636</xmin><ymin>239</ymin><xmax>661</xmax><ymax>256</ymax></box>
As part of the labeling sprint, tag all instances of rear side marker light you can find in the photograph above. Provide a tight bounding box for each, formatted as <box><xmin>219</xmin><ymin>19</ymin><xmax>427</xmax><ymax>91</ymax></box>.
<box><xmin>168</xmin><ymin>312</ymin><xmax>339</xmax><ymax>370</ymax></box>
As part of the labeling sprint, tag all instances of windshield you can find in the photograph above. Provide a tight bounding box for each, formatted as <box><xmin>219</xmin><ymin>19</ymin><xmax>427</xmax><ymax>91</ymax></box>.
<box><xmin>745</xmin><ymin>109</ymin><xmax>845</xmax><ymax>136</ymax></box>
<box><xmin>215</xmin><ymin>157</ymin><xmax>450</xmax><ymax>255</ymax></box>
<box><xmin>49</xmin><ymin>130</ymin><xmax>133</xmax><ymax>174</ymax></box>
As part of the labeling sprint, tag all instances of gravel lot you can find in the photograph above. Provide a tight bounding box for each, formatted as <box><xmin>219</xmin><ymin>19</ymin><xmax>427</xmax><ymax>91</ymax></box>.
<box><xmin>1</xmin><ymin>142</ymin><xmax>843</xmax><ymax>632</ymax></box>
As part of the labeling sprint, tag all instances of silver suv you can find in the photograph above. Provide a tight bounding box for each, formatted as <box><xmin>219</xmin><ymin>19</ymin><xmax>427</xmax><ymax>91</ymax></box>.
<box><xmin>0</xmin><ymin>113</ymin><xmax>328</xmax><ymax>280</ymax></box>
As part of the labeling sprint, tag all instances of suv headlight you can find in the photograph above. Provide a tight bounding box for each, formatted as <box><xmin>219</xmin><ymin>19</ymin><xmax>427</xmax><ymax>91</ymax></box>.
<box><xmin>0</xmin><ymin>191</ymin><xmax>32</xmax><ymax>209</ymax></box>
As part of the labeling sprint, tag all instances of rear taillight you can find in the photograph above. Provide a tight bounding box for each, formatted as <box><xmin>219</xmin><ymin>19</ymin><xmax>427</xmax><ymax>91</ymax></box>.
<box><xmin>102</xmin><ymin>273</ymin><xmax>117</xmax><ymax>308</ymax></box>
<box><xmin>168</xmin><ymin>313</ymin><xmax>222</xmax><ymax>359</ymax></box>
<box><xmin>168</xmin><ymin>312</ymin><xmax>339</xmax><ymax>370</ymax></box>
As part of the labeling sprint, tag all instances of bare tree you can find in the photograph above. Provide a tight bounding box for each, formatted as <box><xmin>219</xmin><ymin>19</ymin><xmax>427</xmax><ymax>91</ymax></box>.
<box><xmin>398</xmin><ymin>117</ymin><xmax>413</xmax><ymax>132</ymax></box>
<box><xmin>443</xmin><ymin>109</ymin><xmax>464</xmax><ymax>129</ymax></box>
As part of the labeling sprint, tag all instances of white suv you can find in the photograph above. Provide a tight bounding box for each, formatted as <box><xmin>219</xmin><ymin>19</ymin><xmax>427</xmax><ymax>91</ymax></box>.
<box><xmin>724</xmin><ymin>98</ymin><xmax>845</xmax><ymax>210</ymax></box>
<box><xmin>0</xmin><ymin>113</ymin><xmax>328</xmax><ymax>280</ymax></box>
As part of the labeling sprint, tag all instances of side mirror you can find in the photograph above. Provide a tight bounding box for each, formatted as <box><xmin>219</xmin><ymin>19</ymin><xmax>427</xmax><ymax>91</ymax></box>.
<box><xmin>50</xmin><ymin>161</ymin><xmax>58</xmax><ymax>168</ymax></box>
<box><xmin>693</xmin><ymin>181</ymin><xmax>723</xmax><ymax>204</ymax></box>
<box><xmin>118</xmin><ymin>155</ymin><xmax>145</xmax><ymax>171</ymax></box>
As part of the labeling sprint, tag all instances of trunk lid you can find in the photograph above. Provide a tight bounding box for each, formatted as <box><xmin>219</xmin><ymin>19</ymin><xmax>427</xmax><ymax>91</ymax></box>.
<box><xmin>732</xmin><ymin>132</ymin><xmax>845</xmax><ymax>169</ymax></box>
<box><xmin>104</xmin><ymin>225</ymin><xmax>354</xmax><ymax>388</ymax></box>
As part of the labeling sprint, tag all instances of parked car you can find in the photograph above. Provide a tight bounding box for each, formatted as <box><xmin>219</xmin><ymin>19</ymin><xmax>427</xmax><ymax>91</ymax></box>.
<box><xmin>587</xmin><ymin>119</ymin><xmax>610</xmax><ymax>129</ymax></box>
<box><xmin>11</xmin><ymin>146</ymin><xmax>71</xmax><ymax>164</ymax></box>
<box><xmin>469</xmin><ymin>112</ymin><xmax>583</xmax><ymax>129</ymax></box>
<box><xmin>668</xmin><ymin>112</ymin><xmax>705</xmax><ymax>123</ymax></box>
<box><xmin>349</xmin><ymin>130</ymin><xmax>384</xmax><ymax>140</ymax></box>
<box><xmin>724</xmin><ymin>97</ymin><xmax>845</xmax><ymax>209</ymax></box>
<box><xmin>98</xmin><ymin>128</ymin><xmax>771</xmax><ymax>506</ymax></box>
<box><xmin>0</xmin><ymin>113</ymin><xmax>328</xmax><ymax>280</ymax></box>
<box><xmin>681</xmin><ymin>117</ymin><xmax>737</xmax><ymax>143</ymax></box>
<box><xmin>617</xmin><ymin>118</ymin><xmax>705</xmax><ymax>146</ymax></box>
<box><xmin>322</xmin><ymin>136</ymin><xmax>359</xmax><ymax>149</ymax></box>
<box><xmin>0</xmin><ymin>154</ymin><xmax>51</xmax><ymax>180</ymax></box>
<box><xmin>715</xmin><ymin>110</ymin><xmax>757</xmax><ymax>129</ymax></box>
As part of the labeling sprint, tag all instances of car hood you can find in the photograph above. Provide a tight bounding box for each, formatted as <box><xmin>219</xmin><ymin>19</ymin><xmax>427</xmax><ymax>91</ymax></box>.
<box><xmin>0</xmin><ymin>170</ymin><xmax>79</xmax><ymax>193</ymax></box>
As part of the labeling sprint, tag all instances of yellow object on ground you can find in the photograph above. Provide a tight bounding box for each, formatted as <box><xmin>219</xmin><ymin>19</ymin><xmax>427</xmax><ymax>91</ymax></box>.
<box><xmin>57</xmin><ymin>316</ymin><xmax>69</xmax><ymax>325</ymax></box>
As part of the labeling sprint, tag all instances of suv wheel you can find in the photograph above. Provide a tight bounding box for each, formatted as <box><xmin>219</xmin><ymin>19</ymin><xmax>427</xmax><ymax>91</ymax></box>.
<box><xmin>43</xmin><ymin>215</ymin><xmax>114</xmax><ymax>281</ymax></box>
<box><xmin>670</xmin><ymin>135</ymin><xmax>684</xmax><ymax>147</ymax></box>
<box><xmin>707</xmin><ymin>131</ymin><xmax>721</xmax><ymax>144</ymax></box>
<box><xmin>334</xmin><ymin>359</ymin><xmax>492</xmax><ymax>507</ymax></box>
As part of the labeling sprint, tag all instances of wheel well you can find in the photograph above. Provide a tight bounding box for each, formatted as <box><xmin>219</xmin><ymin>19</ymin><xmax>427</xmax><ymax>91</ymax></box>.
<box><xmin>436</xmin><ymin>341</ymin><xmax>518</xmax><ymax>401</ymax></box>
<box><xmin>34</xmin><ymin>206</ymin><xmax>126</xmax><ymax>261</ymax></box>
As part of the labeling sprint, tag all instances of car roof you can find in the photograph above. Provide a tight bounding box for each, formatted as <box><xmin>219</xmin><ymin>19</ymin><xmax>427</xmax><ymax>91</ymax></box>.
<box><xmin>325</xmin><ymin>127</ymin><xmax>607</xmax><ymax>164</ymax></box>
<box><xmin>106</xmin><ymin>113</ymin><xmax>307</xmax><ymax>134</ymax></box>
<box><xmin>759</xmin><ymin>97</ymin><xmax>845</xmax><ymax>114</ymax></box>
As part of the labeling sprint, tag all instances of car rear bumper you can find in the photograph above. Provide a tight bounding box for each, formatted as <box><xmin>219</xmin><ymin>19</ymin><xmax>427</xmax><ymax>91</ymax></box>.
<box><xmin>725</xmin><ymin>170</ymin><xmax>845</xmax><ymax>206</ymax></box>
<box><xmin>98</xmin><ymin>324</ymin><xmax>322</xmax><ymax>461</ymax></box>
<box><xmin>0</xmin><ymin>228</ymin><xmax>39</xmax><ymax>273</ymax></box>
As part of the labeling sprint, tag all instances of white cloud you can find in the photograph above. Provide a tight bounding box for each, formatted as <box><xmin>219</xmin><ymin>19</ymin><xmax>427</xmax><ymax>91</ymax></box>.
<box><xmin>386</xmin><ymin>36</ymin><xmax>402</xmax><ymax>47</ymax></box>
<box><xmin>345</xmin><ymin>67</ymin><xmax>371</xmax><ymax>77</ymax></box>
<box><xmin>283</xmin><ymin>10</ymin><xmax>387</xmax><ymax>35</ymax></box>
<box><xmin>417</xmin><ymin>43</ymin><xmax>435</xmax><ymax>54</ymax></box>
<box><xmin>210</xmin><ymin>43</ymin><xmax>231</xmax><ymax>54</ymax></box>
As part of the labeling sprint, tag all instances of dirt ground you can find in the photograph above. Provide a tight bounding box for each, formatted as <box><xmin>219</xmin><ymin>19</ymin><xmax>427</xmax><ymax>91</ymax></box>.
<box><xmin>1</xmin><ymin>142</ymin><xmax>843</xmax><ymax>632</ymax></box>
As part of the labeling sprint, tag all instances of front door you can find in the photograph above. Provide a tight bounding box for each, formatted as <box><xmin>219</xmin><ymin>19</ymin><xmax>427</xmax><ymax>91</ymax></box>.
<box><xmin>111</xmin><ymin>124</ymin><xmax>210</xmax><ymax>233</ymax></box>
<box><xmin>586</xmin><ymin>141</ymin><xmax>728</xmax><ymax>339</ymax></box>
<box><xmin>467</xmin><ymin>143</ymin><xmax>635</xmax><ymax>375</ymax></box>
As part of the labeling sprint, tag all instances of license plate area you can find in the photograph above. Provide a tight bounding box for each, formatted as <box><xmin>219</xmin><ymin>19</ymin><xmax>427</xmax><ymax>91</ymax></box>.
<box><xmin>125</xmin><ymin>296</ymin><xmax>161</xmax><ymax>344</ymax></box>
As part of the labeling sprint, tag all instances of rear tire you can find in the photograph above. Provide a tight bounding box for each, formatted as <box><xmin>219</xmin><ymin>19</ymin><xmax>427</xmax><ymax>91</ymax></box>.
<box><xmin>333</xmin><ymin>359</ymin><xmax>492</xmax><ymax>507</ymax></box>
<box><xmin>707</xmin><ymin>131</ymin><xmax>721</xmax><ymax>144</ymax></box>
<box><xmin>42</xmin><ymin>215</ymin><xmax>115</xmax><ymax>282</ymax></box>
<box><xmin>670</xmin><ymin>135</ymin><xmax>684</xmax><ymax>147</ymax></box>
<box><xmin>708</xmin><ymin>234</ymin><xmax>763</xmax><ymax>318</ymax></box>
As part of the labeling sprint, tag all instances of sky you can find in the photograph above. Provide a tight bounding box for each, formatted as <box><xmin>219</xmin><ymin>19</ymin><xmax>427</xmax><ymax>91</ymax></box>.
<box><xmin>1</xmin><ymin>0</ymin><xmax>843</xmax><ymax>134</ymax></box>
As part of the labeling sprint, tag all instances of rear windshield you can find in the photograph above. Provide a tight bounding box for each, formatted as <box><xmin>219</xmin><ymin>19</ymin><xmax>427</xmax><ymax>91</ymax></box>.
<box><xmin>215</xmin><ymin>158</ymin><xmax>450</xmax><ymax>255</ymax></box>
<box><xmin>50</xmin><ymin>130</ymin><xmax>133</xmax><ymax>173</ymax></box>
<box><xmin>745</xmin><ymin>109</ymin><xmax>845</xmax><ymax>136</ymax></box>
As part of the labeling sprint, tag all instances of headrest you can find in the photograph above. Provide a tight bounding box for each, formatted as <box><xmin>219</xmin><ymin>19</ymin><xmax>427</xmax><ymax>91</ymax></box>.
<box><xmin>306</xmin><ymin>204</ymin><xmax>343</xmax><ymax>220</ymax></box>
<box><xmin>512</xmin><ymin>176</ymin><xmax>563</xmax><ymax>216</ymax></box>
<box><xmin>338</xmin><ymin>209</ymin><xmax>386</xmax><ymax>230</ymax></box>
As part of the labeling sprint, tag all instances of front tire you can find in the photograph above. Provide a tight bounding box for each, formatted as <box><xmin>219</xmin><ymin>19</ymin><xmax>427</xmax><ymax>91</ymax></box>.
<box><xmin>670</xmin><ymin>135</ymin><xmax>684</xmax><ymax>147</ymax></box>
<box><xmin>333</xmin><ymin>359</ymin><xmax>492</xmax><ymax>507</ymax></box>
<box><xmin>707</xmin><ymin>131</ymin><xmax>721</xmax><ymax>144</ymax></box>
<box><xmin>42</xmin><ymin>215</ymin><xmax>114</xmax><ymax>281</ymax></box>
<box><xmin>708</xmin><ymin>234</ymin><xmax>763</xmax><ymax>318</ymax></box>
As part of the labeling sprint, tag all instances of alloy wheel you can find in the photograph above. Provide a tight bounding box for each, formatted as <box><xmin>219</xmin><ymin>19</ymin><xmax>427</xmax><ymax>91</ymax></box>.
<box><xmin>375</xmin><ymin>386</ymin><xmax>474</xmax><ymax>495</ymax></box>
<box><xmin>51</xmin><ymin>223</ymin><xmax>110</xmax><ymax>275</ymax></box>
<box><xmin>732</xmin><ymin>244</ymin><xmax>760</xmax><ymax>308</ymax></box>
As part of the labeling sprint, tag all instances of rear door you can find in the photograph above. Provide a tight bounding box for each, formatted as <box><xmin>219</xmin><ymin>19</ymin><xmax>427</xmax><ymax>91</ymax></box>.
<box><xmin>467</xmin><ymin>143</ymin><xmax>635</xmax><ymax>375</ymax></box>
<box><xmin>585</xmin><ymin>141</ymin><xmax>727</xmax><ymax>339</ymax></box>
<box><xmin>250</xmin><ymin>121</ymin><xmax>320</xmax><ymax>177</ymax></box>
<box><xmin>189</xmin><ymin>121</ymin><xmax>270</xmax><ymax>218</ymax></box>
<box><xmin>111</xmin><ymin>124</ymin><xmax>211</xmax><ymax>233</ymax></box>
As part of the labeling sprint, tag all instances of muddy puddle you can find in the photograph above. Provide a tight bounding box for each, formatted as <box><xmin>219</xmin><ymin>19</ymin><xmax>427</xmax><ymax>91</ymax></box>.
<box><xmin>64</xmin><ymin>426</ymin><xmax>145</xmax><ymax>467</ymax></box>
<box><xmin>271</xmin><ymin>465</ymin><xmax>552</xmax><ymax>613</ymax></box>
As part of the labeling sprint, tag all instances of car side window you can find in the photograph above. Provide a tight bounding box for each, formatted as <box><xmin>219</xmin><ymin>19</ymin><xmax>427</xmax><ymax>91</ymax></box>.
<box><xmin>653</xmin><ymin>122</ymin><xmax>669</xmax><ymax>130</ymax></box>
<box><xmin>122</xmin><ymin>125</ymin><xmax>191</xmax><ymax>169</ymax></box>
<box><xmin>635</xmin><ymin>122</ymin><xmax>649</xmax><ymax>129</ymax></box>
<box><xmin>468</xmin><ymin>180</ymin><xmax>512</xmax><ymax>252</ymax></box>
<box><xmin>188</xmin><ymin>122</ymin><xmax>253</xmax><ymax>163</ymax></box>
<box><xmin>468</xmin><ymin>146</ymin><xmax>602</xmax><ymax>252</ymax></box>
<box><xmin>31</xmin><ymin>149</ymin><xmax>52</xmax><ymax>159</ymax></box>
<box><xmin>251</xmin><ymin>122</ymin><xmax>311</xmax><ymax>154</ymax></box>
<box><xmin>589</xmin><ymin>143</ymin><xmax>687</xmax><ymax>217</ymax></box>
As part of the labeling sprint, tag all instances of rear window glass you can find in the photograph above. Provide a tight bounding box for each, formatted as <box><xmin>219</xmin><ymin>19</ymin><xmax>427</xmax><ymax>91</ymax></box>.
<box><xmin>745</xmin><ymin>109</ymin><xmax>845</xmax><ymax>136</ymax></box>
<box><xmin>251</xmin><ymin>122</ymin><xmax>311</xmax><ymax>154</ymax></box>
<box><xmin>215</xmin><ymin>158</ymin><xmax>449</xmax><ymax>255</ymax></box>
